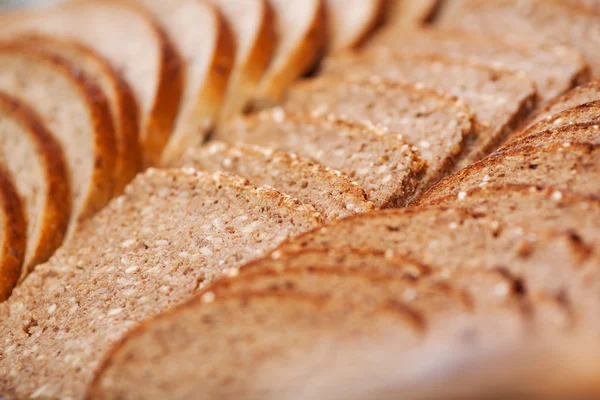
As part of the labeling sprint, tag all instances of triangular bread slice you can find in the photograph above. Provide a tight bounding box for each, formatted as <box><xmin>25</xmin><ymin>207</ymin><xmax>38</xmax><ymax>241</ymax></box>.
<box><xmin>133</xmin><ymin>0</ymin><xmax>236</xmax><ymax>163</ymax></box>
<box><xmin>88</xmin><ymin>292</ymin><xmax>422</xmax><ymax>399</ymax></box>
<box><xmin>215</xmin><ymin>110</ymin><xmax>425</xmax><ymax>207</ymax></box>
<box><xmin>210</xmin><ymin>0</ymin><xmax>277</xmax><ymax>121</ymax></box>
<box><xmin>0</xmin><ymin>46</ymin><xmax>116</xmax><ymax>229</ymax></box>
<box><xmin>0</xmin><ymin>169</ymin><xmax>321</xmax><ymax>399</ymax></box>
<box><xmin>0</xmin><ymin>163</ymin><xmax>26</xmax><ymax>301</ymax></box>
<box><xmin>322</xmin><ymin>50</ymin><xmax>537</xmax><ymax>166</ymax></box>
<box><xmin>0</xmin><ymin>93</ymin><xmax>70</xmax><ymax>280</ymax></box>
<box><xmin>15</xmin><ymin>34</ymin><xmax>141</xmax><ymax>195</ymax></box>
<box><xmin>282</xmin><ymin>77</ymin><xmax>476</xmax><ymax>191</ymax></box>
<box><xmin>173</xmin><ymin>141</ymin><xmax>374</xmax><ymax>221</ymax></box>
<box><xmin>417</xmin><ymin>142</ymin><xmax>600</xmax><ymax>203</ymax></box>
<box><xmin>508</xmin><ymin>122</ymin><xmax>600</xmax><ymax>150</ymax></box>
<box><xmin>2</xmin><ymin>0</ymin><xmax>184</xmax><ymax>166</ymax></box>
<box><xmin>325</xmin><ymin>0</ymin><xmax>384</xmax><ymax>51</ymax></box>
<box><xmin>255</xmin><ymin>0</ymin><xmax>327</xmax><ymax>104</ymax></box>
<box><xmin>383</xmin><ymin>0</ymin><xmax>441</xmax><ymax>27</ymax></box>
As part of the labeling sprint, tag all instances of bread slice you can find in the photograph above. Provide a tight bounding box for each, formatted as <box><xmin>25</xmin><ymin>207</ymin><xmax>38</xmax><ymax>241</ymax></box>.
<box><xmin>436</xmin><ymin>0</ymin><xmax>600</xmax><ymax>78</ymax></box>
<box><xmin>173</xmin><ymin>141</ymin><xmax>374</xmax><ymax>221</ymax></box>
<box><xmin>0</xmin><ymin>163</ymin><xmax>26</xmax><ymax>301</ymax></box>
<box><xmin>0</xmin><ymin>169</ymin><xmax>321</xmax><ymax>398</ymax></box>
<box><xmin>325</xmin><ymin>0</ymin><xmax>384</xmax><ymax>51</ymax></box>
<box><xmin>0</xmin><ymin>93</ymin><xmax>70</xmax><ymax>280</ymax></box>
<box><xmin>15</xmin><ymin>34</ymin><xmax>141</xmax><ymax>195</ymax></box>
<box><xmin>210</xmin><ymin>0</ymin><xmax>276</xmax><ymax>121</ymax></box>
<box><xmin>134</xmin><ymin>0</ymin><xmax>236</xmax><ymax>164</ymax></box>
<box><xmin>216</xmin><ymin>110</ymin><xmax>425</xmax><ymax>207</ymax></box>
<box><xmin>507</xmin><ymin>123</ymin><xmax>600</xmax><ymax>151</ymax></box>
<box><xmin>369</xmin><ymin>27</ymin><xmax>589</xmax><ymax>103</ymax></box>
<box><xmin>255</xmin><ymin>0</ymin><xmax>327</xmax><ymax>104</ymax></box>
<box><xmin>0</xmin><ymin>46</ymin><xmax>116</xmax><ymax>229</ymax></box>
<box><xmin>323</xmin><ymin>50</ymin><xmax>537</xmax><ymax>166</ymax></box>
<box><xmin>282</xmin><ymin>77</ymin><xmax>476</xmax><ymax>191</ymax></box>
<box><xmin>88</xmin><ymin>292</ymin><xmax>422</xmax><ymax>399</ymax></box>
<box><xmin>417</xmin><ymin>142</ymin><xmax>600</xmax><ymax>203</ymax></box>
<box><xmin>2</xmin><ymin>0</ymin><xmax>184</xmax><ymax>166</ymax></box>
<box><xmin>383</xmin><ymin>0</ymin><xmax>441</xmax><ymax>27</ymax></box>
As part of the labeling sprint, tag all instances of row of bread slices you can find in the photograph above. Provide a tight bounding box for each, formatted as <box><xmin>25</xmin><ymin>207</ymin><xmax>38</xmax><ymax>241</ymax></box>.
<box><xmin>2</xmin><ymin>79</ymin><xmax>600</xmax><ymax>398</ymax></box>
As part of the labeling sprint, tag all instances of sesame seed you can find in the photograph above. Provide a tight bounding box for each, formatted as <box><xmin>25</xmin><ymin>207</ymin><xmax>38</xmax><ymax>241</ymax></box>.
<box><xmin>201</xmin><ymin>291</ymin><xmax>216</xmax><ymax>303</ymax></box>
<box><xmin>457</xmin><ymin>192</ymin><xmax>467</xmax><ymax>200</ymax></box>
<box><xmin>551</xmin><ymin>191</ymin><xmax>563</xmax><ymax>201</ymax></box>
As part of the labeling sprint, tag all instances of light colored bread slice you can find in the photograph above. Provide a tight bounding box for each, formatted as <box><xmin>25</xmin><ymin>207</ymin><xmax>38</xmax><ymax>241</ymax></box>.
<box><xmin>0</xmin><ymin>163</ymin><xmax>26</xmax><ymax>301</ymax></box>
<box><xmin>0</xmin><ymin>169</ymin><xmax>321</xmax><ymax>399</ymax></box>
<box><xmin>436</xmin><ymin>0</ymin><xmax>600</xmax><ymax>78</ymax></box>
<box><xmin>323</xmin><ymin>50</ymin><xmax>537</xmax><ymax>166</ymax></box>
<box><xmin>325</xmin><ymin>0</ymin><xmax>384</xmax><ymax>51</ymax></box>
<box><xmin>383</xmin><ymin>0</ymin><xmax>441</xmax><ymax>27</ymax></box>
<box><xmin>0</xmin><ymin>92</ymin><xmax>70</xmax><ymax>280</ymax></box>
<box><xmin>88</xmin><ymin>292</ymin><xmax>422</xmax><ymax>400</ymax></box>
<box><xmin>417</xmin><ymin>142</ymin><xmax>600</xmax><ymax>203</ymax></box>
<box><xmin>0</xmin><ymin>46</ymin><xmax>116</xmax><ymax>229</ymax></box>
<box><xmin>369</xmin><ymin>27</ymin><xmax>590</xmax><ymax>103</ymax></box>
<box><xmin>2</xmin><ymin>0</ymin><xmax>184</xmax><ymax>166</ymax></box>
<box><xmin>255</xmin><ymin>0</ymin><xmax>327</xmax><ymax>104</ymax></box>
<box><xmin>282</xmin><ymin>77</ymin><xmax>476</xmax><ymax>191</ymax></box>
<box><xmin>134</xmin><ymin>0</ymin><xmax>236</xmax><ymax>164</ymax></box>
<box><xmin>507</xmin><ymin>122</ymin><xmax>600</xmax><ymax>150</ymax></box>
<box><xmin>216</xmin><ymin>110</ymin><xmax>425</xmax><ymax>207</ymax></box>
<box><xmin>210</xmin><ymin>0</ymin><xmax>276</xmax><ymax>121</ymax></box>
<box><xmin>15</xmin><ymin>34</ymin><xmax>141</xmax><ymax>195</ymax></box>
<box><xmin>173</xmin><ymin>141</ymin><xmax>374</xmax><ymax>221</ymax></box>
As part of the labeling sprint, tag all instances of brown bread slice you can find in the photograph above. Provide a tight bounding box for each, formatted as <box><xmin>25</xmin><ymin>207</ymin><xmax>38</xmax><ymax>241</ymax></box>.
<box><xmin>436</xmin><ymin>0</ymin><xmax>600</xmax><ymax>78</ymax></box>
<box><xmin>2</xmin><ymin>0</ymin><xmax>184</xmax><ymax>166</ymax></box>
<box><xmin>255</xmin><ymin>0</ymin><xmax>327</xmax><ymax>104</ymax></box>
<box><xmin>323</xmin><ymin>50</ymin><xmax>537</xmax><ymax>166</ymax></box>
<box><xmin>88</xmin><ymin>292</ymin><xmax>422</xmax><ymax>400</ymax></box>
<box><xmin>506</xmin><ymin>122</ymin><xmax>600</xmax><ymax>151</ymax></box>
<box><xmin>0</xmin><ymin>46</ymin><xmax>116</xmax><ymax>229</ymax></box>
<box><xmin>0</xmin><ymin>169</ymin><xmax>320</xmax><ymax>399</ymax></box>
<box><xmin>0</xmin><ymin>163</ymin><xmax>26</xmax><ymax>301</ymax></box>
<box><xmin>134</xmin><ymin>0</ymin><xmax>236</xmax><ymax>164</ymax></box>
<box><xmin>383</xmin><ymin>0</ymin><xmax>441</xmax><ymax>27</ymax></box>
<box><xmin>325</xmin><ymin>0</ymin><xmax>384</xmax><ymax>51</ymax></box>
<box><xmin>216</xmin><ymin>110</ymin><xmax>425</xmax><ymax>207</ymax></box>
<box><xmin>210</xmin><ymin>0</ymin><xmax>276</xmax><ymax>121</ymax></box>
<box><xmin>417</xmin><ymin>142</ymin><xmax>600</xmax><ymax>203</ymax></box>
<box><xmin>16</xmin><ymin>34</ymin><xmax>141</xmax><ymax>195</ymax></box>
<box><xmin>173</xmin><ymin>141</ymin><xmax>374</xmax><ymax>221</ymax></box>
<box><xmin>369</xmin><ymin>27</ymin><xmax>589</xmax><ymax>103</ymax></box>
<box><xmin>282</xmin><ymin>77</ymin><xmax>476</xmax><ymax>191</ymax></box>
<box><xmin>0</xmin><ymin>93</ymin><xmax>70</xmax><ymax>280</ymax></box>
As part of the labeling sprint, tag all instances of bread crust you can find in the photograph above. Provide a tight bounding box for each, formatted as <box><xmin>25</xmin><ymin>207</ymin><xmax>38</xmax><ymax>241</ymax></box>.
<box><xmin>327</xmin><ymin>0</ymin><xmax>385</xmax><ymax>51</ymax></box>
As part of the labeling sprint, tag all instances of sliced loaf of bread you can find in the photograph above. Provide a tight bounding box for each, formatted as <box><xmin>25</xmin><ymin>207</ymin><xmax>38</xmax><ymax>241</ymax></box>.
<box><xmin>216</xmin><ymin>110</ymin><xmax>425</xmax><ymax>207</ymax></box>
<box><xmin>0</xmin><ymin>92</ymin><xmax>70</xmax><ymax>280</ymax></box>
<box><xmin>323</xmin><ymin>51</ymin><xmax>537</xmax><ymax>166</ymax></box>
<box><xmin>282</xmin><ymin>77</ymin><xmax>476</xmax><ymax>191</ymax></box>
<box><xmin>0</xmin><ymin>46</ymin><xmax>116</xmax><ymax>228</ymax></box>
<box><xmin>506</xmin><ymin>123</ymin><xmax>600</xmax><ymax>151</ymax></box>
<box><xmin>0</xmin><ymin>169</ymin><xmax>320</xmax><ymax>399</ymax></box>
<box><xmin>417</xmin><ymin>142</ymin><xmax>600</xmax><ymax>203</ymax></box>
<box><xmin>172</xmin><ymin>141</ymin><xmax>374</xmax><ymax>221</ymax></box>
<box><xmin>383</xmin><ymin>0</ymin><xmax>441</xmax><ymax>27</ymax></box>
<box><xmin>325</xmin><ymin>0</ymin><xmax>383</xmax><ymax>51</ymax></box>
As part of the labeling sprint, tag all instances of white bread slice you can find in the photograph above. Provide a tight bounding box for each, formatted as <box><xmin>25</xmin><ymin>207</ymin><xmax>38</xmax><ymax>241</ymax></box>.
<box><xmin>210</xmin><ymin>0</ymin><xmax>277</xmax><ymax>121</ymax></box>
<box><xmin>255</xmin><ymin>0</ymin><xmax>327</xmax><ymax>104</ymax></box>
<box><xmin>0</xmin><ymin>169</ymin><xmax>321</xmax><ymax>399</ymax></box>
<box><xmin>15</xmin><ymin>34</ymin><xmax>141</xmax><ymax>195</ymax></box>
<box><xmin>2</xmin><ymin>0</ymin><xmax>184</xmax><ymax>166</ymax></box>
<box><xmin>0</xmin><ymin>46</ymin><xmax>116</xmax><ymax>230</ymax></box>
<box><xmin>0</xmin><ymin>92</ymin><xmax>70</xmax><ymax>281</ymax></box>
<box><xmin>134</xmin><ymin>0</ymin><xmax>236</xmax><ymax>164</ymax></box>
<box><xmin>326</xmin><ymin>0</ymin><xmax>384</xmax><ymax>51</ymax></box>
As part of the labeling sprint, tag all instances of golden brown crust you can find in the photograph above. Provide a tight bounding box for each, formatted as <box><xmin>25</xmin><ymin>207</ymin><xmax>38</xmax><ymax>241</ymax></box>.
<box><xmin>0</xmin><ymin>92</ymin><xmax>71</xmax><ymax>279</ymax></box>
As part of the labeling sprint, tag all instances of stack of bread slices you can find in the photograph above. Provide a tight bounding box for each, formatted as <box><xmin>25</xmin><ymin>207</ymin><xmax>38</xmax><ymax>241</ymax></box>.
<box><xmin>1</xmin><ymin>0</ymin><xmax>600</xmax><ymax>398</ymax></box>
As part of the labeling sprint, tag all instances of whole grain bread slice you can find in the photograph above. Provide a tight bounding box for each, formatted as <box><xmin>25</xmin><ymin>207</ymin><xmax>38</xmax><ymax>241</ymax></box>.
<box><xmin>2</xmin><ymin>0</ymin><xmax>184</xmax><ymax>166</ymax></box>
<box><xmin>88</xmin><ymin>292</ymin><xmax>422</xmax><ymax>400</ymax></box>
<box><xmin>0</xmin><ymin>46</ymin><xmax>116</xmax><ymax>230</ymax></box>
<box><xmin>325</xmin><ymin>0</ymin><xmax>384</xmax><ymax>51</ymax></box>
<box><xmin>172</xmin><ymin>141</ymin><xmax>374</xmax><ymax>221</ymax></box>
<box><xmin>282</xmin><ymin>76</ymin><xmax>476</xmax><ymax>191</ymax></box>
<box><xmin>506</xmin><ymin>122</ymin><xmax>600</xmax><ymax>151</ymax></box>
<box><xmin>0</xmin><ymin>169</ymin><xmax>320</xmax><ymax>399</ymax></box>
<box><xmin>322</xmin><ymin>50</ymin><xmax>537</xmax><ymax>166</ymax></box>
<box><xmin>417</xmin><ymin>142</ymin><xmax>600</xmax><ymax>203</ymax></box>
<box><xmin>0</xmin><ymin>92</ymin><xmax>70</xmax><ymax>280</ymax></box>
<box><xmin>255</xmin><ymin>0</ymin><xmax>327</xmax><ymax>105</ymax></box>
<box><xmin>216</xmin><ymin>110</ymin><xmax>425</xmax><ymax>207</ymax></box>
<box><xmin>15</xmin><ymin>34</ymin><xmax>141</xmax><ymax>195</ymax></box>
